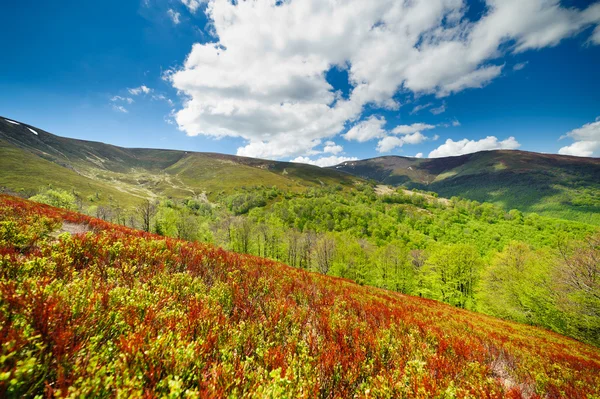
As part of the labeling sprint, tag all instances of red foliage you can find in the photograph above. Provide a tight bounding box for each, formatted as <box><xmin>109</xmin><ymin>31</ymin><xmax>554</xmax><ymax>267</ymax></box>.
<box><xmin>0</xmin><ymin>194</ymin><xmax>599</xmax><ymax>398</ymax></box>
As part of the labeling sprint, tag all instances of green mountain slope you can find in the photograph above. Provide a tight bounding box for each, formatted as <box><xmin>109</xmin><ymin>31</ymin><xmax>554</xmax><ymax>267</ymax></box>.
<box><xmin>0</xmin><ymin>117</ymin><xmax>360</xmax><ymax>204</ymax></box>
<box><xmin>330</xmin><ymin>151</ymin><xmax>600</xmax><ymax>224</ymax></box>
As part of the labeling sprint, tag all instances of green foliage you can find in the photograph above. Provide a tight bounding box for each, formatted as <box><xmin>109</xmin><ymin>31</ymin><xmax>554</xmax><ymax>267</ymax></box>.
<box><xmin>553</xmin><ymin>234</ymin><xmax>600</xmax><ymax>345</ymax></box>
<box><xmin>29</xmin><ymin>188</ymin><xmax>77</xmax><ymax>210</ymax></box>
<box><xmin>479</xmin><ymin>242</ymin><xmax>562</xmax><ymax>327</ymax></box>
<box><xmin>225</xmin><ymin>192</ymin><xmax>267</xmax><ymax>215</ymax></box>
<box><xmin>419</xmin><ymin>244</ymin><xmax>481</xmax><ymax>309</ymax></box>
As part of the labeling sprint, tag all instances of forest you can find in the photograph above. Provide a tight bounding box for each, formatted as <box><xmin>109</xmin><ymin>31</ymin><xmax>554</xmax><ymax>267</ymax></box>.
<box><xmin>27</xmin><ymin>183</ymin><xmax>600</xmax><ymax>346</ymax></box>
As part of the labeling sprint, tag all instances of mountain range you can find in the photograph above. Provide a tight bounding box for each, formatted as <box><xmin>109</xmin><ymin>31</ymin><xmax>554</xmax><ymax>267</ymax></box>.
<box><xmin>1</xmin><ymin>116</ymin><xmax>599</xmax><ymax>224</ymax></box>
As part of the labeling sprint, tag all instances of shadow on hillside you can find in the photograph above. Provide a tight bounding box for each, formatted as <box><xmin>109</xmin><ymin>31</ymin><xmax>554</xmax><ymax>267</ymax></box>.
<box><xmin>414</xmin><ymin>171</ymin><xmax>592</xmax><ymax>214</ymax></box>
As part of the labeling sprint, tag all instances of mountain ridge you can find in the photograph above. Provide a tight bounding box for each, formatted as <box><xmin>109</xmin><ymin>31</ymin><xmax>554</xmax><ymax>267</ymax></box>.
<box><xmin>1</xmin><ymin>116</ymin><xmax>599</xmax><ymax>224</ymax></box>
<box><xmin>0</xmin><ymin>116</ymin><xmax>361</xmax><ymax>205</ymax></box>
<box><xmin>330</xmin><ymin>149</ymin><xmax>600</xmax><ymax>224</ymax></box>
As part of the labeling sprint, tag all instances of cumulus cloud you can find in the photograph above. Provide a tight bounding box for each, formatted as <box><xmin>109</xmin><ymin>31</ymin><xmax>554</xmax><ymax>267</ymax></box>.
<box><xmin>429</xmin><ymin>136</ymin><xmax>521</xmax><ymax>158</ymax></box>
<box><xmin>558</xmin><ymin>118</ymin><xmax>600</xmax><ymax>157</ymax></box>
<box><xmin>168</xmin><ymin>9</ymin><xmax>181</xmax><ymax>25</ymax></box>
<box><xmin>343</xmin><ymin>117</ymin><xmax>436</xmax><ymax>153</ymax></box>
<box><xmin>414</xmin><ymin>153</ymin><xmax>424</xmax><ymax>158</ymax></box>
<box><xmin>323</xmin><ymin>141</ymin><xmax>343</xmax><ymax>155</ymax></box>
<box><xmin>377</xmin><ymin>132</ymin><xmax>427</xmax><ymax>153</ymax></box>
<box><xmin>343</xmin><ymin>116</ymin><xmax>387</xmax><ymax>142</ymax></box>
<box><xmin>128</xmin><ymin>85</ymin><xmax>152</xmax><ymax>96</ymax></box>
<box><xmin>291</xmin><ymin>155</ymin><xmax>358</xmax><ymax>168</ymax></box>
<box><xmin>392</xmin><ymin>123</ymin><xmax>436</xmax><ymax>135</ymax></box>
<box><xmin>376</xmin><ymin>137</ymin><xmax>405</xmax><ymax>153</ymax></box>
<box><xmin>558</xmin><ymin>141</ymin><xmax>600</xmax><ymax>157</ymax></box>
<box><xmin>169</xmin><ymin>0</ymin><xmax>600</xmax><ymax>159</ymax></box>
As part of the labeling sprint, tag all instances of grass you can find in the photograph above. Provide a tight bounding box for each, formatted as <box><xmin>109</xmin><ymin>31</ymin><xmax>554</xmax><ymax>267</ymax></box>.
<box><xmin>0</xmin><ymin>119</ymin><xmax>362</xmax><ymax>206</ymax></box>
<box><xmin>0</xmin><ymin>140</ymin><xmax>142</xmax><ymax>208</ymax></box>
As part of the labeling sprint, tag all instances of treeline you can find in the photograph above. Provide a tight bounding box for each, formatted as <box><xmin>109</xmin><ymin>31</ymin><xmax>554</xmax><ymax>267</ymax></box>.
<box><xmin>29</xmin><ymin>185</ymin><xmax>600</xmax><ymax>345</ymax></box>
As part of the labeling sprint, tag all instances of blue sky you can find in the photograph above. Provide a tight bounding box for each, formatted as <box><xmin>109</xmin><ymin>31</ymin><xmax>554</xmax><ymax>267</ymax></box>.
<box><xmin>1</xmin><ymin>0</ymin><xmax>599</xmax><ymax>165</ymax></box>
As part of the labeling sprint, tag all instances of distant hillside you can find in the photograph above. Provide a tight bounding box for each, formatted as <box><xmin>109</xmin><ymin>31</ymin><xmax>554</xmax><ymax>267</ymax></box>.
<box><xmin>1</xmin><ymin>194</ymin><xmax>599</xmax><ymax>397</ymax></box>
<box><xmin>331</xmin><ymin>151</ymin><xmax>600</xmax><ymax>225</ymax></box>
<box><xmin>0</xmin><ymin>117</ymin><xmax>360</xmax><ymax>206</ymax></box>
<box><xmin>3</xmin><ymin>116</ymin><xmax>599</xmax><ymax>225</ymax></box>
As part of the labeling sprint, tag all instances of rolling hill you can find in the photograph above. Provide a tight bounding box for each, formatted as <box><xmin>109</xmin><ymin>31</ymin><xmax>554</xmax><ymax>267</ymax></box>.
<box><xmin>2</xmin><ymin>116</ymin><xmax>599</xmax><ymax>225</ymax></box>
<box><xmin>1</xmin><ymin>194</ymin><xmax>599</xmax><ymax>397</ymax></box>
<box><xmin>0</xmin><ymin>117</ymin><xmax>360</xmax><ymax>206</ymax></box>
<box><xmin>330</xmin><ymin>151</ymin><xmax>600</xmax><ymax>225</ymax></box>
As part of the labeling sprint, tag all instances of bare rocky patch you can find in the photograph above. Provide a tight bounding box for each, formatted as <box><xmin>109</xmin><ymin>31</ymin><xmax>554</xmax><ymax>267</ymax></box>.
<box><xmin>50</xmin><ymin>222</ymin><xmax>91</xmax><ymax>238</ymax></box>
<box><xmin>490</xmin><ymin>353</ymin><xmax>535</xmax><ymax>398</ymax></box>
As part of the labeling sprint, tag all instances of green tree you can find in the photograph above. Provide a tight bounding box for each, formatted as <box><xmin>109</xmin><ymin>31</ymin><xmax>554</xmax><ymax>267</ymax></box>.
<box><xmin>479</xmin><ymin>242</ymin><xmax>563</xmax><ymax>329</ymax></box>
<box><xmin>555</xmin><ymin>234</ymin><xmax>600</xmax><ymax>345</ymax></box>
<box><xmin>29</xmin><ymin>188</ymin><xmax>77</xmax><ymax>210</ymax></box>
<box><xmin>421</xmin><ymin>244</ymin><xmax>482</xmax><ymax>309</ymax></box>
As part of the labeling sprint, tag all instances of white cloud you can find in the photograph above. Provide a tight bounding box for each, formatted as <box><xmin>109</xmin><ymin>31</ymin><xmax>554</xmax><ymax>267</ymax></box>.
<box><xmin>169</xmin><ymin>0</ymin><xmax>600</xmax><ymax>159</ymax></box>
<box><xmin>377</xmin><ymin>137</ymin><xmax>405</xmax><ymax>153</ymax></box>
<box><xmin>343</xmin><ymin>116</ymin><xmax>386</xmax><ymax>142</ymax></box>
<box><xmin>558</xmin><ymin>141</ymin><xmax>600</xmax><ymax>157</ymax></box>
<box><xmin>410</xmin><ymin>103</ymin><xmax>432</xmax><ymax>115</ymax></box>
<box><xmin>558</xmin><ymin>118</ymin><xmax>600</xmax><ymax>157</ymax></box>
<box><xmin>111</xmin><ymin>96</ymin><xmax>134</xmax><ymax>104</ymax></box>
<box><xmin>291</xmin><ymin>155</ymin><xmax>358</xmax><ymax>168</ymax></box>
<box><xmin>429</xmin><ymin>136</ymin><xmax>520</xmax><ymax>158</ymax></box>
<box><xmin>152</xmin><ymin>94</ymin><xmax>175</xmax><ymax>106</ymax></box>
<box><xmin>344</xmin><ymin>118</ymin><xmax>435</xmax><ymax>153</ymax></box>
<box><xmin>168</xmin><ymin>9</ymin><xmax>181</xmax><ymax>25</ymax></box>
<box><xmin>414</xmin><ymin>153</ymin><xmax>424</xmax><ymax>158</ymax></box>
<box><xmin>513</xmin><ymin>62</ymin><xmax>528</xmax><ymax>71</ymax></box>
<box><xmin>377</xmin><ymin>132</ymin><xmax>427</xmax><ymax>153</ymax></box>
<box><xmin>181</xmin><ymin>0</ymin><xmax>205</xmax><ymax>13</ymax></box>
<box><xmin>112</xmin><ymin>105</ymin><xmax>129</xmax><ymax>113</ymax></box>
<box><xmin>392</xmin><ymin>123</ymin><xmax>436</xmax><ymax>135</ymax></box>
<box><xmin>128</xmin><ymin>85</ymin><xmax>152</xmax><ymax>96</ymax></box>
<box><xmin>430</xmin><ymin>103</ymin><xmax>446</xmax><ymax>115</ymax></box>
<box><xmin>592</xmin><ymin>26</ymin><xmax>600</xmax><ymax>45</ymax></box>
<box><xmin>323</xmin><ymin>141</ymin><xmax>343</xmax><ymax>155</ymax></box>
<box><xmin>403</xmin><ymin>132</ymin><xmax>427</xmax><ymax>145</ymax></box>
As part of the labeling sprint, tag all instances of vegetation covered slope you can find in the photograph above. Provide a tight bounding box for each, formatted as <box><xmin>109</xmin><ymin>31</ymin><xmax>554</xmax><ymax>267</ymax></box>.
<box><xmin>1</xmin><ymin>195</ymin><xmax>599</xmax><ymax>398</ymax></box>
<box><xmin>0</xmin><ymin>117</ymin><xmax>360</xmax><ymax>205</ymax></box>
<box><xmin>330</xmin><ymin>151</ymin><xmax>600</xmax><ymax>225</ymax></box>
<box><xmin>136</xmin><ymin>184</ymin><xmax>599</xmax><ymax>346</ymax></box>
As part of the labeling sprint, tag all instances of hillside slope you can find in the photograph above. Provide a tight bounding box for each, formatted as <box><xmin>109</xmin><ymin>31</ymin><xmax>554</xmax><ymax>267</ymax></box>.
<box><xmin>331</xmin><ymin>151</ymin><xmax>600</xmax><ymax>224</ymax></box>
<box><xmin>1</xmin><ymin>194</ymin><xmax>599</xmax><ymax>397</ymax></box>
<box><xmin>0</xmin><ymin>117</ymin><xmax>360</xmax><ymax>204</ymax></box>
